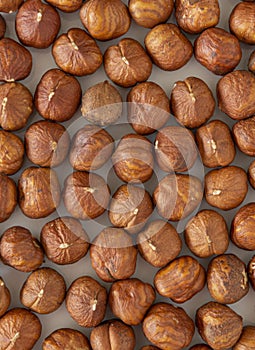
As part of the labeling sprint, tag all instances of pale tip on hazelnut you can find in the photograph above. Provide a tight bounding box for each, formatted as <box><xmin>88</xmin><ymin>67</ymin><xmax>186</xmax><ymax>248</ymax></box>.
<box><xmin>38</xmin><ymin>289</ymin><xmax>44</xmax><ymax>298</ymax></box>
<box><xmin>241</xmin><ymin>270</ymin><xmax>248</xmax><ymax>290</ymax></box>
<box><xmin>59</xmin><ymin>242</ymin><xmax>69</xmax><ymax>249</ymax></box>
<box><xmin>251</xmin><ymin>262</ymin><xmax>255</xmax><ymax>270</ymax></box>
<box><xmin>0</xmin><ymin>279</ymin><xmax>4</xmax><ymax>287</ymax></box>
<box><xmin>148</xmin><ymin>240</ymin><xmax>157</xmax><ymax>251</ymax></box>
<box><xmin>122</xmin><ymin>56</ymin><xmax>129</xmax><ymax>66</ymax></box>
<box><xmin>212</xmin><ymin>189</ymin><xmax>222</xmax><ymax>196</ymax></box>
<box><xmin>37</xmin><ymin>9</ymin><xmax>43</xmax><ymax>22</ymax></box>
<box><xmin>48</xmin><ymin>91</ymin><xmax>55</xmax><ymax>101</ymax></box>
<box><xmin>133</xmin><ymin>208</ymin><xmax>139</xmax><ymax>215</ymax></box>
<box><xmin>83</xmin><ymin>187</ymin><xmax>96</xmax><ymax>194</ymax></box>
<box><xmin>71</xmin><ymin>41</ymin><xmax>79</xmax><ymax>51</ymax></box>
<box><xmin>11</xmin><ymin>332</ymin><xmax>20</xmax><ymax>345</ymax></box>
<box><xmin>92</xmin><ymin>298</ymin><xmax>98</xmax><ymax>311</ymax></box>
<box><xmin>155</xmin><ymin>140</ymin><xmax>158</xmax><ymax>150</ymax></box>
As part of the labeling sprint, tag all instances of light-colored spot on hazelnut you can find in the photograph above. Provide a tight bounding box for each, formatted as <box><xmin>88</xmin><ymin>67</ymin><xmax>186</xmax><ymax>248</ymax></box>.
<box><xmin>8</xmin><ymin>332</ymin><xmax>20</xmax><ymax>348</ymax></box>
<box><xmin>0</xmin><ymin>279</ymin><xmax>4</xmax><ymax>287</ymax></box>
<box><xmin>59</xmin><ymin>243</ymin><xmax>69</xmax><ymax>249</ymax></box>
<box><xmin>51</xmin><ymin>141</ymin><xmax>57</xmax><ymax>151</ymax></box>
<box><xmin>38</xmin><ymin>289</ymin><xmax>44</xmax><ymax>298</ymax></box>
<box><xmin>241</xmin><ymin>270</ymin><xmax>248</xmax><ymax>290</ymax></box>
<box><xmin>148</xmin><ymin>240</ymin><xmax>157</xmax><ymax>251</ymax></box>
<box><xmin>133</xmin><ymin>208</ymin><xmax>139</xmax><ymax>215</ymax></box>
<box><xmin>172</xmin><ymin>316</ymin><xmax>179</xmax><ymax>324</ymax></box>
<box><xmin>71</xmin><ymin>40</ymin><xmax>79</xmax><ymax>51</ymax></box>
<box><xmin>48</xmin><ymin>91</ymin><xmax>55</xmax><ymax>101</ymax></box>
<box><xmin>6</xmin><ymin>79</ymin><xmax>15</xmax><ymax>82</ymax></box>
<box><xmin>1</xmin><ymin>97</ymin><xmax>8</xmax><ymax>116</ymax></box>
<box><xmin>32</xmin><ymin>240</ymin><xmax>40</xmax><ymax>249</ymax></box>
<box><xmin>83</xmin><ymin>187</ymin><xmax>96</xmax><ymax>194</ymax></box>
<box><xmin>155</xmin><ymin>140</ymin><xmax>159</xmax><ymax>150</ymax></box>
<box><xmin>92</xmin><ymin>298</ymin><xmax>97</xmax><ymax>311</ymax></box>
<box><xmin>122</xmin><ymin>56</ymin><xmax>129</xmax><ymax>65</ymax></box>
<box><xmin>206</xmin><ymin>234</ymin><xmax>212</xmax><ymax>245</ymax></box>
<box><xmin>184</xmin><ymin>80</ymin><xmax>196</xmax><ymax>102</ymax></box>
<box><xmin>37</xmin><ymin>9</ymin><xmax>43</xmax><ymax>22</ymax></box>
<box><xmin>251</xmin><ymin>262</ymin><xmax>255</xmax><ymax>270</ymax></box>
<box><xmin>212</xmin><ymin>189</ymin><xmax>222</xmax><ymax>196</ymax></box>
<box><xmin>207</xmin><ymin>139</ymin><xmax>217</xmax><ymax>153</ymax></box>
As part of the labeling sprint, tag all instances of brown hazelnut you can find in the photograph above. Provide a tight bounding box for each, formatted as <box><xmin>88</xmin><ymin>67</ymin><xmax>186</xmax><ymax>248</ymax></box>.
<box><xmin>0</xmin><ymin>82</ymin><xmax>33</xmax><ymax>130</ymax></box>
<box><xmin>0</xmin><ymin>130</ymin><xmax>24</xmax><ymax>175</ymax></box>
<box><xmin>90</xmin><ymin>319</ymin><xmax>135</xmax><ymax>350</ymax></box>
<box><xmin>230</xmin><ymin>2</ymin><xmax>255</xmax><ymax>44</ymax></box>
<box><xmin>52</xmin><ymin>28</ymin><xmax>103</xmax><ymax>76</ymax></box>
<box><xmin>43</xmin><ymin>328</ymin><xmax>91</xmax><ymax>350</ymax></box>
<box><xmin>248</xmin><ymin>256</ymin><xmax>255</xmax><ymax>290</ymax></box>
<box><xmin>205</xmin><ymin>166</ymin><xmax>248</xmax><ymax>211</ymax></box>
<box><xmin>248</xmin><ymin>160</ymin><xmax>255</xmax><ymax>189</ymax></box>
<box><xmin>196</xmin><ymin>302</ymin><xmax>243</xmax><ymax>350</ymax></box>
<box><xmin>108</xmin><ymin>184</ymin><xmax>153</xmax><ymax>234</ymax></box>
<box><xmin>0</xmin><ymin>226</ymin><xmax>44</xmax><ymax>272</ymax></box>
<box><xmin>0</xmin><ymin>15</ymin><xmax>6</xmax><ymax>39</ymax></box>
<box><xmin>217</xmin><ymin>70</ymin><xmax>255</xmax><ymax>120</ymax></box>
<box><xmin>129</xmin><ymin>0</ymin><xmax>174</xmax><ymax>28</ymax></box>
<box><xmin>137</xmin><ymin>220</ymin><xmax>182</xmax><ymax>268</ymax></box>
<box><xmin>153</xmin><ymin>174</ymin><xmax>203</xmax><ymax>222</ymax></box>
<box><xmin>45</xmin><ymin>0</ymin><xmax>83</xmax><ymax>12</ymax></box>
<box><xmin>0</xmin><ymin>174</ymin><xmax>17</xmax><ymax>223</ymax></box>
<box><xmin>0</xmin><ymin>308</ymin><xmax>42</xmax><ymax>349</ymax></box>
<box><xmin>104</xmin><ymin>38</ymin><xmax>152</xmax><ymax>87</ymax></box>
<box><xmin>145</xmin><ymin>23</ymin><xmax>193</xmax><ymax>71</ymax></box>
<box><xmin>18</xmin><ymin>167</ymin><xmax>61</xmax><ymax>219</ymax></box>
<box><xmin>189</xmin><ymin>346</ymin><xmax>212</xmax><ymax>350</ymax></box>
<box><xmin>127</xmin><ymin>81</ymin><xmax>170</xmax><ymax>135</ymax></box>
<box><xmin>233</xmin><ymin>326</ymin><xmax>255</xmax><ymax>350</ymax></box>
<box><xmin>25</xmin><ymin>120</ymin><xmax>70</xmax><ymax>167</ymax></box>
<box><xmin>109</xmin><ymin>278</ymin><xmax>155</xmax><ymax>325</ymax></box>
<box><xmin>70</xmin><ymin>125</ymin><xmax>114</xmax><ymax>171</ymax></box>
<box><xmin>81</xmin><ymin>81</ymin><xmax>122</xmax><ymax>126</ymax></box>
<box><xmin>184</xmin><ymin>210</ymin><xmax>229</xmax><ymax>258</ymax></box>
<box><xmin>63</xmin><ymin>171</ymin><xmax>110</xmax><ymax>220</ymax></box>
<box><xmin>15</xmin><ymin>0</ymin><xmax>60</xmax><ymax>48</ymax></box>
<box><xmin>154</xmin><ymin>255</ymin><xmax>206</xmax><ymax>303</ymax></box>
<box><xmin>207</xmin><ymin>254</ymin><xmax>249</xmax><ymax>304</ymax></box>
<box><xmin>155</xmin><ymin>126</ymin><xmax>197</xmax><ymax>172</ymax></box>
<box><xmin>171</xmin><ymin>77</ymin><xmax>215</xmax><ymax>129</ymax></box>
<box><xmin>0</xmin><ymin>38</ymin><xmax>32</xmax><ymax>82</ymax></box>
<box><xmin>0</xmin><ymin>0</ymin><xmax>23</xmax><ymax>13</ymax></box>
<box><xmin>90</xmin><ymin>227</ymin><xmax>137</xmax><ymax>282</ymax></box>
<box><xmin>40</xmin><ymin>216</ymin><xmax>90</xmax><ymax>265</ymax></box>
<box><xmin>231</xmin><ymin>203</ymin><xmax>255</xmax><ymax>250</ymax></box>
<box><xmin>0</xmin><ymin>277</ymin><xmax>11</xmax><ymax>317</ymax></box>
<box><xmin>80</xmin><ymin>0</ymin><xmax>131</xmax><ymax>41</ymax></box>
<box><xmin>194</xmin><ymin>27</ymin><xmax>241</xmax><ymax>75</ymax></box>
<box><xmin>196</xmin><ymin>120</ymin><xmax>236</xmax><ymax>168</ymax></box>
<box><xmin>248</xmin><ymin>50</ymin><xmax>255</xmax><ymax>72</ymax></box>
<box><xmin>175</xmin><ymin>0</ymin><xmax>220</xmax><ymax>34</ymax></box>
<box><xmin>66</xmin><ymin>276</ymin><xmax>107</xmax><ymax>328</ymax></box>
<box><xmin>112</xmin><ymin>134</ymin><xmax>154</xmax><ymax>183</ymax></box>
<box><xmin>143</xmin><ymin>302</ymin><xmax>195</xmax><ymax>350</ymax></box>
<box><xmin>233</xmin><ymin>116</ymin><xmax>255</xmax><ymax>156</ymax></box>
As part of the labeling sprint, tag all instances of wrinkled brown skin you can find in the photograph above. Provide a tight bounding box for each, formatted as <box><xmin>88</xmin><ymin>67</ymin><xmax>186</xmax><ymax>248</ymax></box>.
<box><xmin>127</xmin><ymin>81</ymin><xmax>170</xmax><ymax>135</ymax></box>
<box><xmin>0</xmin><ymin>131</ymin><xmax>24</xmax><ymax>175</ymax></box>
<box><xmin>104</xmin><ymin>38</ymin><xmax>152</xmax><ymax>88</ymax></box>
<box><xmin>194</xmin><ymin>27</ymin><xmax>241</xmax><ymax>75</ymax></box>
<box><xmin>52</xmin><ymin>28</ymin><xmax>103</xmax><ymax>76</ymax></box>
<box><xmin>0</xmin><ymin>15</ymin><xmax>6</xmax><ymax>39</ymax></box>
<box><xmin>184</xmin><ymin>210</ymin><xmax>229</xmax><ymax>258</ymax></box>
<box><xmin>137</xmin><ymin>220</ymin><xmax>182</xmax><ymax>268</ymax></box>
<box><xmin>109</xmin><ymin>278</ymin><xmax>156</xmax><ymax>325</ymax></box>
<box><xmin>129</xmin><ymin>0</ymin><xmax>174</xmax><ymax>28</ymax></box>
<box><xmin>112</xmin><ymin>134</ymin><xmax>154</xmax><ymax>183</ymax></box>
<box><xmin>90</xmin><ymin>227</ymin><xmax>137</xmax><ymax>282</ymax></box>
<box><xmin>207</xmin><ymin>254</ymin><xmax>249</xmax><ymax>304</ymax></box>
<box><xmin>0</xmin><ymin>82</ymin><xmax>33</xmax><ymax>131</ymax></box>
<box><xmin>217</xmin><ymin>70</ymin><xmax>255</xmax><ymax>120</ymax></box>
<box><xmin>231</xmin><ymin>203</ymin><xmax>255</xmax><ymax>250</ymax></box>
<box><xmin>0</xmin><ymin>0</ymin><xmax>23</xmax><ymax>13</ymax></box>
<box><xmin>189</xmin><ymin>345</ymin><xmax>212</xmax><ymax>350</ymax></box>
<box><xmin>40</xmin><ymin>216</ymin><xmax>90</xmax><ymax>265</ymax></box>
<box><xmin>0</xmin><ymin>174</ymin><xmax>17</xmax><ymax>223</ymax></box>
<box><xmin>143</xmin><ymin>302</ymin><xmax>195</xmax><ymax>350</ymax></box>
<box><xmin>230</xmin><ymin>2</ymin><xmax>255</xmax><ymax>44</ymax></box>
<box><xmin>196</xmin><ymin>302</ymin><xmax>243</xmax><ymax>350</ymax></box>
<box><xmin>90</xmin><ymin>320</ymin><xmax>135</xmax><ymax>350</ymax></box>
<box><xmin>43</xmin><ymin>328</ymin><xmax>91</xmax><ymax>350</ymax></box>
<box><xmin>205</xmin><ymin>166</ymin><xmax>248</xmax><ymax>211</ymax></box>
<box><xmin>0</xmin><ymin>277</ymin><xmax>11</xmax><ymax>317</ymax></box>
<box><xmin>248</xmin><ymin>160</ymin><xmax>255</xmax><ymax>189</ymax></box>
<box><xmin>233</xmin><ymin>117</ymin><xmax>255</xmax><ymax>156</ymax></box>
<box><xmin>171</xmin><ymin>77</ymin><xmax>215</xmax><ymax>129</ymax></box>
<box><xmin>46</xmin><ymin>0</ymin><xmax>83</xmax><ymax>12</ymax></box>
<box><xmin>233</xmin><ymin>326</ymin><xmax>255</xmax><ymax>350</ymax></box>
<box><xmin>248</xmin><ymin>50</ymin><xmax>255</xmax><ymax>72</ymax></box>
<box><xmin>145</xmin><ymin>23</ymin><xmax>193</xmax><ymax>71</ymax></box>
<box><xmin>0</xmin><ymin>308</ymin><xmax>42</xmax><ymax>350</ymax></box>
<box><xmin>196</xmin><ymin>120</ymin><xmax>235</xmax><ymax>168</ymax></box>
<box><xmin>175</xmin><ymin>0</ymin><xmax>220</xmax><ymax>34</ymax></box>
<box><xmin>63</xmin><ymin>171</ymin><xmax>110</xmax><ymax>220</ymax></box>
<box><xmin>248</xmin><ymin>256</ymin><xmax>255</xmax><ymax>290</ymax></box>
<box><xmin>66</xmin><ymin>276</ymin><xmax>107</xmax><ymax>328</ymax></box>
<box><xmin>0</xmin><ymin>226</ymin><xmax>44</xmax><ymax>272</ymax></box>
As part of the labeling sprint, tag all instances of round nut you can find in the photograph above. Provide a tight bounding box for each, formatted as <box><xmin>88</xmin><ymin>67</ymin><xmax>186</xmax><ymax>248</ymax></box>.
<box><xmin>0</xmin><ymin>277</ymin><xmax>11</xmax><ymax>317</ymax></box>
<box><xmin>230</xmin><ymin>2</ymin><xmax>255</xmax><ymax>44</ymax></box>
<box><xmin>0</xmin><ymin>0</ymin><xmax>23</xmax><ymax>13</ymax></box>
<box><xmin>233</xmin><ymin>326</ymin><xmax>255</xmax><ymax>350</ymax></box>
<box><xmin>233</xmin><ymin>116</ymin><xmax>255</xmax><ymax>156</ymax></box>
<box><xmin>43</xmin><ymin>328</ymin><xmax>90</xmax><ymax>350</ymax></box>
<box><xmin>248</xmin><ymin>256</ymin><xmax>255</xmax><ymax>290</ymax></box>
<box><xmin>0</xmin><ymin>15</ymin><xmax>6</xmax><ymax>39</ymax></box>
<box><xmin>45</xmin><ymin>0</ymin><xmax>83</xmax><ymax>12</ymax></box>
<box><xmin>0</xmin><ymin>130</ymin><xmax>24</xmax><ymax>175</ymax></box>
<box><xmin>231</xmin><ymin>203</ymin><xmax>255</xmax><ymax>250</ymax></box>
<box><xmin>0</xmin><ymin>174</ymin><xmax>17</xmax><ymax>223</ymax></box>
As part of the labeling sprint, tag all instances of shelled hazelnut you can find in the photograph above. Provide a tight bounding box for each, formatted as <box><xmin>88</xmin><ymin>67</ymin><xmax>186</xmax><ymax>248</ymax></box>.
<box><xmin>0</xmin><ymin>277</ymin><xmax>11</xmax><ymax>317</ymax></box>
<box><xmin>0</xmin><ymin>174</ymin><xmax>17</xmax><ymax>223</ymax></box>
<box><xmin>233</xmin><ymin>116</ymin><xmax>255</xmax><ymax>156</ymax></box>
<box><xmin>230</xmin><ymin>2</ymin><xmax>255</xmax><ymax>44</ymax></box>
<box><xmin>0</xmin><ymin>15</ymin><xmax>6</xmax><ymax>39</ymax></box>
<box><xmin>233</xmin><ymin>326</ymin><xmax>255</xmax><ymax>350</ymax></box>
<box><xmin>46</xmin><ymin>0</ymin><xmax>83</xmax><ymax>12</ymax></box>
<box><xmin>248</xmin><ymin>256</ymin><xmax>255</xmax><ymax>290</ymax></box>
<box><xmin>231</xmin><ymin>203</ymin><xmax>255</xmax><ymax>250</ymax></box>
<box><xmin>248</xmin><ymin>160</ymin><xmax>255</xmax><ymax>189</ymax></box>
<box><xmin>0</xmin><ymin>130</ymin><xmax>24</xmax><ymax>175</ymax></box>
<box><xmin>43</xmin><ymin>328</ymin><xmax>91</xmax><ymax>350</ymax></box>
<box><xmin>0</xmin><ymin>0</ymin><xmax>23</xmax><ymax>13</ymax></box>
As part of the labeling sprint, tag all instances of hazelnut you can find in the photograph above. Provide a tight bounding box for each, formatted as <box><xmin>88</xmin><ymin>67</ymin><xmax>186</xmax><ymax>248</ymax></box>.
<box><xmin>0</xmin><ymin>226</ymin><xmax>44</xmax><ymax>272</ymax></box>
<box><xmin>230</xmin><ymin>2</ymin><xmax>255</xmax><ymax>44</ymax></box>
<box><xmin>231</xmin><ymin>203</ymin><xmax>255</xmax><ymax>250</ymax></box>
<box><xmin>69</xmin><ymin>125</ymin><xmax>114</xmax><ymax>171</ymax></box>
<box><xmin>248</xmin><ymin>256</ymin><xmax>255</xmax><ymax>290</ymax></box>
<box><xmin>127</xmin><ymin>81</ymin><xmax>170</xmax><ymax>135</ymax></box>
<box><xmin>184</xmin><ymin>210</ymin><xmax>229</xmax><ymax>258</ymax></box>
<box><xmin>137</xmin><ymin>220</ymin><xmax>182</xmax><ymax>268</ymax></box>
<box><xmin>233</xmin><ymin>116</ymin><xmax>255</xmax><ymax>156</ymax></box>
<box><xmin>66</xmin><ymin>276</ymin><xmax>107</xmax><ymax>328</ymax></box>
<box><xmin>0</xmin><ymin>174</ymin><xmax>17</xmax><ymax>223</ymax></box>
<box><xmin>18</xmin><ymin>167</ymin><xmax>61</xmax><ymax>219</ymax></box>
<box><xmin>0</xmin><ymin>0</ymin><xmax>23</xmax><ymax>13</ymax></box>
<box><xmin>43</xmin><ymin>328</ymin><xmax>91</xmax><ymax>350</ymax></box>
<box><xmin>0</xmin><ymin>15</ymin><xmax>6</xmax><ymax>39</ymax></box>
<box><xmin>248</xmin><ymin>50</ymin><xmax>255</xmax><ymax>72</ymax></box>
<box><xmin>112</xmin><ymin>134</ymin><xmax>154</xmax><ymax>183</ymax></box>
<box><xmin>189</xmin><ymin>346</ymin><xmax>212</xmax><ymax>350</ymax></box>
<box><xmin>90</xmin><ymin>227</ymin><xmax>137</xmax><ymax>282</ymax></box>
<box><xmin>25</xmin><ymin>120</ymin><xmax>70</xmax><ymax>167</ymax></box>
<box><xmin>0</xmin><ymin>130</ymin><xmax>24</xmax><ymax>175</ymax></box>
<box><xmin>34</xmin><ymin>68</ymin><xmax>82</xmax><ymax>122</ymax></box>
<box><xmin>81</xmin><ymin>81</ymin><xmax>122</xmax><ymax>126</ymax></box>
<box><xmin>196</xmin><ymin>302</ymin><xmax>243</xmax><ymax>350</ymax></box>
<box><xmin>0</xmin><ymin>277</ymin><xmax>11</xmax><ymax>317</ymax></box>
<box><xmin>40</xmin><ymin>216</ymin><xmax>90</xmax><ymax>265</ymax></box>
<box><xmin>153</xmin><ymin>174</ymin><xmax>203</xmax><ymax>221</ymax></box>
<box><xmin>233</xmin><ymin>326</ymin><xmax>255</xmax><ymax>350</ymax></box>
<box><xmin>175</xmin><ymin>0</ymin><xmax>220</xmax><ymax>34</ymax></box>
<box><xmin>205</xmin><ymin>166</ymin><xmax>248</xmax><ymax>211</ymax></box>
<box><xmin>80</xmin><ymin>0</ymin><xmax>131</xmax><ymax>41</ymax></box>
<box><xmin>194</xmin><ymin>27</ymin><xmax>241</xmax><ymax>75</ymax></box>
<box><xmin>143</xmin><ymin>302</ymin><xmax>195</xmax><ymax>350</ymax></box>
<box><xmin>108</xmin><ymin>184</ymin><xmax>153</xmax><ymax>234</ymax></box>
<box><xmin>104</xmin><ymin>38</ymin><xmax>152</xmax><ymax>87</ymax></box>
<box><xmin>129</xmin><ymin>0</ymin><xmax>174</xmax><ymax>28</ymax></box>
<box><xmin>144</xmin><ymin>23</ymin><xmax>193</xmax><ymax>71</ymax></box>
<box><xmin>248</xmin><ymin>160</ymin><xmax>255</xmax><ymax>189</ymax></box>
<box><xmin>63</xmin><ymin>171</ymin><xmax>110</xmax><ymax>220</ymax></box>
<box><xmin>52</xmin><ymin>28</ymin><xmax>103</xmax><ymax>76</ymax></box>
<box><xmin>109</xmin><ymin>278</ymin><xmax>156</xmax><ymax>325</ymax></box>
<box><xmin>154</xmin><ymin>126</ymin><xmax>197</xmax><ymax>172</ymax></box>
<box><xmin>171</xmin><ymin>77</ymin><xmax>215</xmax><ymax>129</ymax></box>
<box><xmin>0</xmin><ymin>38</ymin><xmax>32</xmax><ymax>82</ymax></box>
<box><xmin>16</xmin><ymin>0</ymin><xmax>60</xmax><ymax>48</ymax></box>
<box><xmin>154</xmin><ymin>255</ymin><xmax>206</xmax><ymax>303</ymax></box>
<box><xmin>196</xmin><ymin>120</ymin><xmax>236</xmax><ymax>168</ymax></box>
<box><xmin>45</xmin><ymin>0</ymin><xmax>83</xmax><ymax>12</ymax></box>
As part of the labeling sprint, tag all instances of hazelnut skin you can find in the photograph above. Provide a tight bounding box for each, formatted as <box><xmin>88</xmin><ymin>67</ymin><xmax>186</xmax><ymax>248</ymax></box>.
<box><xmin>46</xmin><ymin>0</ymin><xmax>83</xmax><ymax>12</ymax></box>
<box><xmin>0</xmin><ymin>174</ymin><xmax>17</xmax><ymax>223</ymax></box>
<box><xmin>233</xmin><ymin>326</ymin><xmax>255</xmax><ymax>350</ymax></box>
<box><xmin>0</xmin><ymin>130</ymin><xmax>24</xmax><ymax>175</ymax></box>
<box><xmin>233</xmin><ymin>116</ymin><xmax>255</xmax><ymax>156</ymax></box>
<box><xmin>43</xmin><ymin>328</ymin><xmax>91</xmax><ymax>350</ymax></box>
<box><xmin>0</xmin><ymin>15</ymin><xmax>6</xmax><ymax>39</ymax></box>
<box><xmin>0</xmin><ymin>0</ymin><xmax>23</xmax><ymax>13</ymax></box>
<box><xmin>0</xmin><ymin>277</ymin><xmax>11</xmax><ymax>317</ymax></box>
<box><xmin>230</xmin><ymin>2</ymin><xmax>255</xmax><ymax>44</ymax></box>
<box><xmin>231</xmin><ymin>203</ymin><xmax>255</xmax><ymax>250</ymax></box>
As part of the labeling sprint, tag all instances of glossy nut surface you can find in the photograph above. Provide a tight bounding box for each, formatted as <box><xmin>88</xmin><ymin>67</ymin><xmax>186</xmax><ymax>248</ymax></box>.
<box><xmin>0</xmin><ymin>174</ymin><xmax>17</xmax><ymax>223</ymax></box>
<box><xmin>43</xmin><ymin>328</ymin><xmax>91</xmax><ymax>350</ymax></box>
<box><xmin>231</xmin><ymin>203</ymin><xmax>255</xmax><ymax>250</ymax></box>
<box><xmin>0</xmin><ymin>277</ymin><xmax>11</xmax><ymax>317</ymax></box>
<box><xmin>230</xmin><ymin>2</ymin><xmax>255</xmax><ymax>44</ymax></box>
<box><xmin>0</xmin><ymin>130</ymin><xmax>24</xmax><ymax>175</ymax></box>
